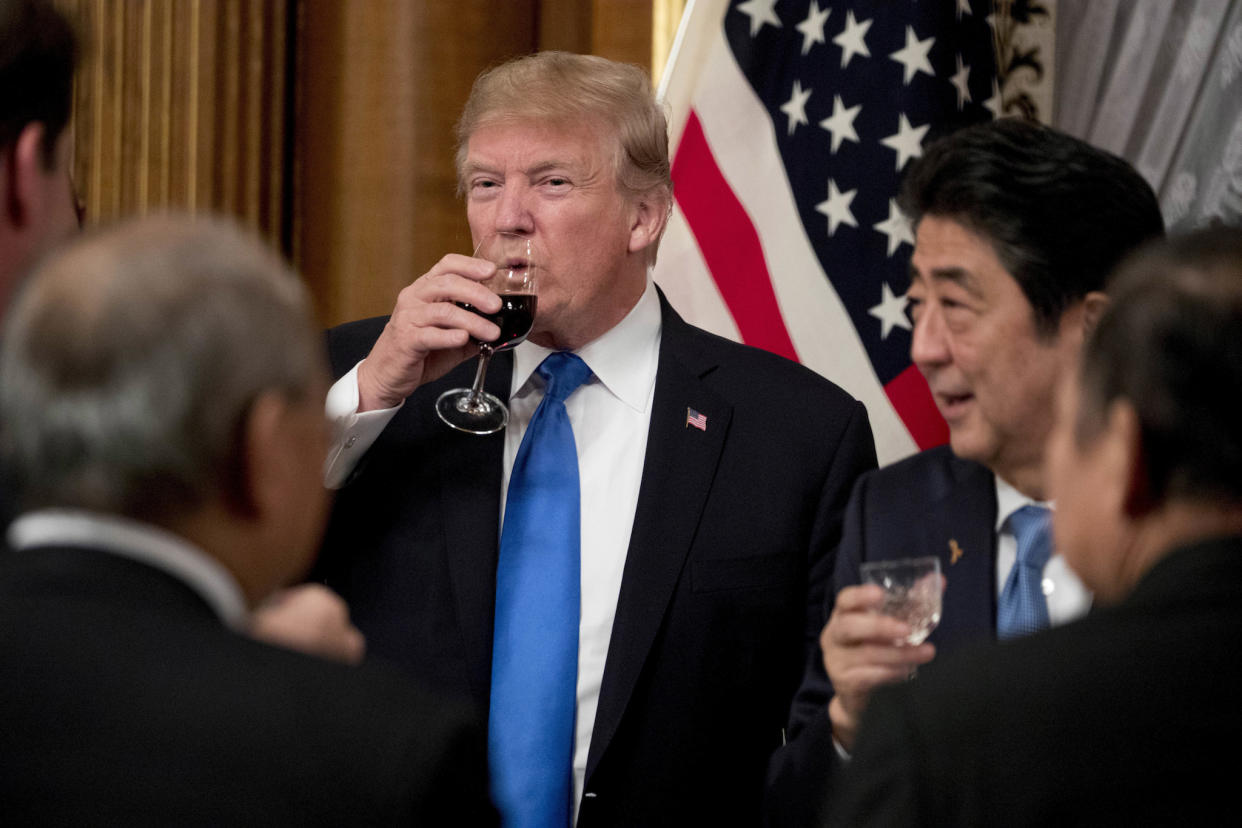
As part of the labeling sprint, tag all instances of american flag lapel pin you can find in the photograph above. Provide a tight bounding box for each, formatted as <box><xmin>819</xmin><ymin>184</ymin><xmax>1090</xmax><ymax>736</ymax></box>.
<box><xmin>685</xmin><ymin>407</ymin><xmax>707</xmax><ymax>431</ymax></box>
<box><xmin>949</xmin><ymin>539</ymin><xmax>964</xmax><ymax>565</ymax></box>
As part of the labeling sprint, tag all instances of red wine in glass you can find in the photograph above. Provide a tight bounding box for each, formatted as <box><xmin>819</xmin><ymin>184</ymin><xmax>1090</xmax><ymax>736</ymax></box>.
<box><xmin>455</xmin><ymin>293</ymin><xmax>537</xmax><ymax>350</ymax></box>
<box><xmin>436</xmin><ymin>233</ymin><xmax>539</xmax><ymax>434</ymax></box>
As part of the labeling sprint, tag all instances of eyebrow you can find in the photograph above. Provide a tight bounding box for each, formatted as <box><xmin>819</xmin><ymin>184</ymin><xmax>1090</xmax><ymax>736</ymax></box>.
<box><xmin>910</xmin><ymin>263</ymin><xmax>982</xmax><ymax>296</ymax></box>
<box><xmin>460</xmin><ymin>159</ymin><xmax>578</xmax><ymax>179</ymax></box>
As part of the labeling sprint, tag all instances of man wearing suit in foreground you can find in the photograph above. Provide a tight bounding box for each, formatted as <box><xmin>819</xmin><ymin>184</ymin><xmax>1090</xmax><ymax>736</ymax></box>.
<box><xmin>0</xmin><ymin>0</ymin><xmax>366</xmax><ymax>663</ymax></box>
<box><xmin>765</xmin><ymin>120</ymin><xmax>1165</xmax><ymax>826</ymax></box>
<box><xmin>0</xmin><ymin>216</ymin><xmax>496</xmax><ymax>826</ymax></box>
<box><xmin>315</xmin><ymin>52</ymin><xmax>876</xmax><ymax>827</ymax></box>
<box><xmin>832</xmin><ymin>225</ymin><xmax>1242</xmax><ymax>826</ymax></box>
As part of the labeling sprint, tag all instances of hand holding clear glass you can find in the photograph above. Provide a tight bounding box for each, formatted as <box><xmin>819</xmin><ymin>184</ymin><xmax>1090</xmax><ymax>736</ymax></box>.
<box><xmin>435</xmin><ymin>232</ymin><xmax>539</xmax><ymax>435</ymax></box>
<box><xmin>858</xmin><ymin>556</ymin><xmax>942</xmax><ymax>647</ymax></box>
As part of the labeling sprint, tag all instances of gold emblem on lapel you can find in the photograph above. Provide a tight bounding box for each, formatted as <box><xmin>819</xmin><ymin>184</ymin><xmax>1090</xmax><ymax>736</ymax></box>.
<box><xmin>949</xmin><ymin>539</ymin><xmax>964</xmax><ymax>565</ymax></box>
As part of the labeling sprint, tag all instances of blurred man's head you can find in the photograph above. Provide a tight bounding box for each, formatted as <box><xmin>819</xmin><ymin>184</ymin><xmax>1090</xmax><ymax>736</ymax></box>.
<box><xmin>454</xmin><ymin>51</ymin><xmax>672</xmax><ymax>350</ymax></box>
<box><xmin>900</xmin><ymin>119</ymin><xmax>1164</xmax><ymax>495</ymax></box>
<box><xmin>0</xmin><ymin>0</ymin><xmax>80</xmax><ymax>312</ymax></box>
<box><xmin>0</xmin><ymin>215</ymin><xmax>330</xmax><ymax>605</ymax></box>
<box><xmin>1048</xmin><ymin>226</ymin><xmax>1242</xmax><ymax>603</ymax></box>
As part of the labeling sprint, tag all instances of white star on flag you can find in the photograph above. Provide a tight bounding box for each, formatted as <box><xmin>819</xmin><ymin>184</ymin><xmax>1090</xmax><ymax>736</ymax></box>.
<box><xmin>869</xmin><ymin>282</ymin><xmax>912</xmax><ymax>340</ymax></box>
<box><xmin>816</xmin><ymin>178</ymin><xmax>858</xmax><ymax>236</ymax></box>
<box><xmin>780</xmin><ymin>80</ymin><xmax>812</xmax><ymax>135</ymax></box>
<box><xmin>881</xmin><ymin>113</ymin><xmax>929</xmax><ymax>171</ymax></box>
<box><xmin>873</xmin><ymin>199</ymin><xmax>915</xmax><ymax>257</ymax></box>
<box><xmin>737</xmin><ymin>0</ymin><xmax>781</xmax><ymax>37</ymax></box>
<box><xmin>818</xmin><ymin>94</ymin><xmax>861</xmax><ymax>153</ymax></box>
<box><xmin>889</xmin><ymin>25</ymin><xmax>935</xmax><ymax>85</ymax></box>
<box><xmin>796</xmin><ymin>1</ymin><xmax>831</xmax><ymax>56</ymax></box>
<box><xmin>950</xmin><ymin>55</ymin><xmax>972</xmax><ymax>110</ymax></box>
<box><xmin>984</xmin><ymin>78</ymin><xmax>1003</xmax><ymax>119</ymax></box>
<box><xmin>833</xmin><ymin>10</ymin><xmax>872</xmax><ymax>68</ymax></box>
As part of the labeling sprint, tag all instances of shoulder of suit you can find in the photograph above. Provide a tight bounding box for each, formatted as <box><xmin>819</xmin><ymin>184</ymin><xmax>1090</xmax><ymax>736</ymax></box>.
<box><xmin>324</xmin><ymin>315</ymin><xmax>391</xmax><ymax>378</ymax></box>
<box><xmin>669</xmin><ymin>315</ymin><xmax>862</xmax><ymax>405</ymax></box>
<box><xmin>857</xmin><ymin>445</ymin><xmax>992</xmax><ymax>504</ymax></box>
<box><xmin>326</xmin><ymin>315</ymin><xmax>390</xmax><ymax>353</ymax></box>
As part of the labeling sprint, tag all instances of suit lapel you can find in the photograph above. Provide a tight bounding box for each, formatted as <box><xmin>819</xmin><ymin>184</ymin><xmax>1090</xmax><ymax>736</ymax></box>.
<box><xmin>436</xmin><ymin>350</ymin><xmax>512</xmax><ymax>702</ymax></box>
<box><xmin>586</xmin><ymin>299</ymin><xmax>731</xmax><ymax>777</ymax></box>
<box><xmin>927</xmin><ymin>458</ymin><xmax>997</xmax><ymax>645</ymax></box>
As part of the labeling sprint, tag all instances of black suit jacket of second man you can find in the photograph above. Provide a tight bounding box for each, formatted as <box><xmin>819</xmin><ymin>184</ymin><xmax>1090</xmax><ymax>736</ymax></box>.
<box><xmin>315</xmin><ymin>292</ymin><xmax>877</xmax><ymax>827</ymax></box>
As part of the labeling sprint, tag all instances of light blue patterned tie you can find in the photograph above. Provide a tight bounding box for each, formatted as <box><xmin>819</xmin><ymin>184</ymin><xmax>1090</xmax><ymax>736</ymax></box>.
<box><xmin>488</xmin><ymin>352</ymin><xmax>592</xmax><ymax>828</ymax></box>
<box><xmin>997</xmin><ymin>504</ymin><xmax>1054</xmax><ymax>639</ymax></box>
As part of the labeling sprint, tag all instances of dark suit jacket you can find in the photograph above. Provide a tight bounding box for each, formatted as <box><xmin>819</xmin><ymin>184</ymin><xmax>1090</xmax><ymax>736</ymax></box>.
<box><xmin>315</xmin><ymin>292</ymin><xmax>877</xmax><ymax>826</ymax></box>
<box><xmin>831</xmin><ymin>535</ymin><xmax>1242</xmax><ymax>827</ymax></box>
<box><xmin>766</xmin><ymin>445</ymin><xmax>998</xmax><ymax>826</ymax></box>
<box><xmin>0</xmin><ymin>543</ymin><xmax>496</xmax><ymax>827</ymax></box>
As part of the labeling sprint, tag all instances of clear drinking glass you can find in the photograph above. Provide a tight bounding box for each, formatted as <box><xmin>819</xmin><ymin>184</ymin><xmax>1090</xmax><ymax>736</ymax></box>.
<box><xmin>859</xmin><ymin>556</ymin><xmax>942</xmax><ymax>647</ymax></box>
<box><xmin>435</xmin><ymin>232</ymin><xmax>539</xmax><ymax>435</ymax></box>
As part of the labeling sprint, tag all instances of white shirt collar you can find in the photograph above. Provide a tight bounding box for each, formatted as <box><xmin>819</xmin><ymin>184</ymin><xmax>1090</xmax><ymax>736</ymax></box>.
<box><xmin>7</xmin><ymin>508</ymin><xmax>250</xmax><ymax>629</ymax></box>
<box><xmin>510</xmin><ymin>277</ymin><xmax>662</xmax><ymax>412</ymax></box>
<box><xmin>994</xmin><ymin>474</ymin><xmax>1053</xmax><ymax>533</ymax></box>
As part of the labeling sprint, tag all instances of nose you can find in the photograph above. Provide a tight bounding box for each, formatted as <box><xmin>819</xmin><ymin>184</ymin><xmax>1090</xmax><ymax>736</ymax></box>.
<box><xmin>909</xmin><ymin>301</ymin><xmax>950</xmax><ymax>374</ymax></box>
<box><xmin>493</xmin><ymin>180</ymin><xmax>535</xmax><ymax>235</ymax></box>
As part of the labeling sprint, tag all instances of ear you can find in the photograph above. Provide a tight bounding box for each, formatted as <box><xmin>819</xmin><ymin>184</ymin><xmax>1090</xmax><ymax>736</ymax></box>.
<box><xmin>1079</xmin><ymin>291</ymin><xmax>1109</xmax><ymax>337</ymax></box>
<box><xmin>239</xmin><ymin>390</ymin><xmax>293</xmax><ymax>521</ymax></box>
<box><xmin>627</xmin><ymin>189</ymin><xmax>672</xmax><ymax>255</ymax></box>
<box><xmin>1108</xmin><ymin>400</ymin><xmax>1156</xmax><ymax>519</ymax></box>
<box><xmin>8</xmin><ymin>123</ymin><xmax>50</xmax><ymax>228</ymax></box>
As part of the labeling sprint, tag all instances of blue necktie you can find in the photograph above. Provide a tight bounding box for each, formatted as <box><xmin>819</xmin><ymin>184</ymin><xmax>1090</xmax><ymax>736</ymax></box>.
<box><xmin>997</xmin><ymin>504</ymin><xmax>1054</xmax><ymax>639</ymax></box>
<box><xmin>489</xmin><ymin>352</ymin><xmax>592</xmax><ymax>828</ymax></box>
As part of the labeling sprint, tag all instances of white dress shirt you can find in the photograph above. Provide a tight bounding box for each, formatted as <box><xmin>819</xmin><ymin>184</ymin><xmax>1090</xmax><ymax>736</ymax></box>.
<box><xmin>321</xmin><ymin>279</ymin><xmax>663</xmax><ymax>817</ymax></box>
<box><xmin>6</xmin><ymin>508</ymin><xmax>249</xmax><ymax>629</ymax></box>
<box><xmin>993</xmin><ymin>476</ymin><xmax>1092</xmax><ymax>626</ymax></box>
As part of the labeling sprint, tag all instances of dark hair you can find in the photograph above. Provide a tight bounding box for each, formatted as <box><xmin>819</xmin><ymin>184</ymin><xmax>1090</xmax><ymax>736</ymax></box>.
<box><xmin>1078</xmin><ymin>225</ymin><xmax>1242</xmax><ymax>504</ymax></box>
<box><xmin>0</xmin><ymin>0</ymin><xmax>78</xmax><ymax>166</ymax></box>
<box><xmin>898</xmin><ymin>118</ymin><xmax>1165</xmax><ymax>337</ymax></box>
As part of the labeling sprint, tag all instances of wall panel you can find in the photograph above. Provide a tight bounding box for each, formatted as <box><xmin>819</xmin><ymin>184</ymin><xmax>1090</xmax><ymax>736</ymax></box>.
<box><xmin>59</xmin><ymin>0</ymin><xmax>290</xmax><ymax>249</ymax></box>
<box><xmin>56</xmin><ymin>1</ymin><xmax>673</xmax><ymax>326</ymax></box>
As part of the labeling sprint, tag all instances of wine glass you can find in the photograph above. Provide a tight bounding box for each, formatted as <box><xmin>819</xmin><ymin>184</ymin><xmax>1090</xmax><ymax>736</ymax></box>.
<box><xmin>859</xmin><ymin>556</ymin><xmax>942</xmax><ymax>676</ymax></box>
<box><xmin>435</xmin><ymin>232</ymin><xmax>539</xmax><ymax>434</ymax></box>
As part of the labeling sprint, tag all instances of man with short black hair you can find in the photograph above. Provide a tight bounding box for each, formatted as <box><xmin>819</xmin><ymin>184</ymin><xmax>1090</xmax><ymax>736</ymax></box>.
<box><xmin>831</xmin><ymin>225</ymin><xmax>1242</xmax><ymax>826</ymax></box>
<box><xmin>767</xmin><ymin>119</ymin><xmax>1165</xmax><ymax>825</ymax></box>
<box><xmin>0</xmin><ymin>0</ymin><xmax>80</xmax><ymax>311</ymax></box>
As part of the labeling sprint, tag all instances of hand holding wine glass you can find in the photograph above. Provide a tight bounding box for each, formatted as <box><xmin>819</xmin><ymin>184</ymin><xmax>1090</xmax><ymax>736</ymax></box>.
<box><xmin>354</xmin><ymin>253</ymin><xmax>502</xmax><ymax>414</ymax></box>
<box><xmin>435</xmin><ymin>231</ymin><xmax>539</xmax><ymax>434</ymax></box>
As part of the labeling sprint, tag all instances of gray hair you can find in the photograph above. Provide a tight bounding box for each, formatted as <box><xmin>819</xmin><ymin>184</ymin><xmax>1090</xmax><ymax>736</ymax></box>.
<box><xmin>0</xmin><ymin>214</ymin><xmax>324</xmax><ymax>521</ymax></box>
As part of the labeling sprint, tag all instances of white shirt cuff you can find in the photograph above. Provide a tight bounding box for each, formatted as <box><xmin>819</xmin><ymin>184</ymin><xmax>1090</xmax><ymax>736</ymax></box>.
<box><xmin>323</xmin><ymin>360</ymin><xmax>402</xmax><ymax>489</ymax></box>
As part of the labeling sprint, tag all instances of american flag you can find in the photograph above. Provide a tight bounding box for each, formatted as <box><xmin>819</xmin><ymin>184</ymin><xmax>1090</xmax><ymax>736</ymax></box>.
<box><xmin>655</xmin><ymin>0</ymin><xmax>999</xmax><ymax>463</ymax></box>
<box><xmin>686</xmin><ymin>407</ymin><xmax>709</xmax><ymax>431</ymax></box>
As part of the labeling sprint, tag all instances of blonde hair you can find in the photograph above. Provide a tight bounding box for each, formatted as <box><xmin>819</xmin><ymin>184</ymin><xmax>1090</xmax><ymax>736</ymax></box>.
<box><xmin>455</xmin><ymin>51</ymin><xmax>672</xmax><ymax>202</ymax></box>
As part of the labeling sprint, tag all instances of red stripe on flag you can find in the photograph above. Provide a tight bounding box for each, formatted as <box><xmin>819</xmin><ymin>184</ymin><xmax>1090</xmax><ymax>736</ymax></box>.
<box><xmin>672</xmin><ymin>110</ymin><xmax>799</xmax><ymax>363</ymax></box>
<box><xmin>884</xmin><ymin>365</ymin><xmax>949</xmax><ymax>451</ymax></box>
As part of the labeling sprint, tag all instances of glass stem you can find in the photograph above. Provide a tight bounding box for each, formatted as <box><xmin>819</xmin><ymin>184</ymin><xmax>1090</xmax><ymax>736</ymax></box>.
<box><xmin>466</xmin><ymin>345</ymin><xmax>495</xmax><ymax>409</ymax></box>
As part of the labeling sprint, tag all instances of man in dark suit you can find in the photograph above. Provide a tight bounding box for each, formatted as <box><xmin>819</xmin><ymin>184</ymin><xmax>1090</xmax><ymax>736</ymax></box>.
<box><xmin>0</xmin><ymin>216</ymin><xmax>496</xmax><ymax>826</ymax></box>
<box><xmin>314</xmin><ymin>51</ymin><xmax>876</xmax><ymax>827</ymax></box>
<box><xmin>832</xmin><ymin>225</ymin><xmax>1242</xmax><ymax>826</ymax></box>
<box><xmin>0</xmin><ymin>0</ymin><xmax>366</xmax><ymax>663</ymax></box>
<box><xmin>765</xmin><ymin>120</ymin><xmax>1165</xmax><ymax>826</ymax></box>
